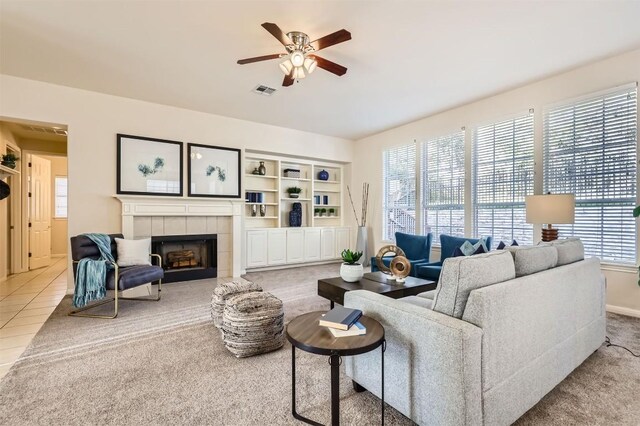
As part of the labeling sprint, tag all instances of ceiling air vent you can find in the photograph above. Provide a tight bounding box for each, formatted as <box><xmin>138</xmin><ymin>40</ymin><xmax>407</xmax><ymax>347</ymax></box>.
<box><xmin>252</xmin><ymin>85</ymin><xmax>276</xmax><ymax>96</ymax></box>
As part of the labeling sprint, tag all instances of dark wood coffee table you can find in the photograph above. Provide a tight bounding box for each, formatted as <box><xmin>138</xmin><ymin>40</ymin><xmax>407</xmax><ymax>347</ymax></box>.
<box><xmin>286</xmin><ymin>311</ymin><xmax>386</xmax><ymax>426</ymax></box>
<box><xmin>318</xmin><ymin>272</ymin><xmax>436</xmax><ymax>308</ymax></box>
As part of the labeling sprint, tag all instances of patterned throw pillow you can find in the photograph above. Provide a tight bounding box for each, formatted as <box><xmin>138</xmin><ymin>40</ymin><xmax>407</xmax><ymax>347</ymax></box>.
<box><xmin>497</xmin><ymin>239</ymin><xmax>518</xmax><ymax>250</ymax></box>
<box><xmin>454</xmin><ymin>238</ymin><xmax>488</xmax><ymax>257</ymax></box>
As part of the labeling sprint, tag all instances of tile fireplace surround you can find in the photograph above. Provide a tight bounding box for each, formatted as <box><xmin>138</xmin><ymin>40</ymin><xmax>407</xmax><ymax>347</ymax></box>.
<box><xmin>114</xmin><ymin>196</ymin><xmax>242</xmax><ymax>278</ymax></box>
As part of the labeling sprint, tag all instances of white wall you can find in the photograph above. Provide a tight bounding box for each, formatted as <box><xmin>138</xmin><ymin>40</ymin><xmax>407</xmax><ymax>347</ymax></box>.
<box><xmin>0</xmin><ymin>74</ymin><xmax>354</xmax><ymax>290</ymax></box>
<box><xmin>352</xmin><ymin>48</ymin><xmax>640</xmax><ymax>315</ymax></box>
<box><xmin>41</xmin><ymin>155</ymin><xmax>67</xmax><ymax>256</ymax></box>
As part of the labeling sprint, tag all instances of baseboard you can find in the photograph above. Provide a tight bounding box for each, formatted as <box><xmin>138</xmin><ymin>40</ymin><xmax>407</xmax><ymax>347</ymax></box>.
<box><xmin>606</xmin><ymin>304</ymin><xmax>640</xmax><ymax>318</ymax></box>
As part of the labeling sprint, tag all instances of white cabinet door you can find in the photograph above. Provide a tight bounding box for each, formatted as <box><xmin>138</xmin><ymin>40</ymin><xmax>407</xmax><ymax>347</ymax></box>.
<box><xmin>287</xmin><ymin>229</ymin><xmax>305</xmax><ymax>263</ymax></box>
<box><xmin>304</xmin><ymin>229</ymin><xmax>321</xmax><ymax>262</ymax></box>
<box><xmin>246</xmin><ymin>230</ymin><xmax>268</xmax><ymax>268</ymax></box>
<box><xmin>321</xmin><ymin>228</ymin><xmax>336</xmax><ymax>260</ymax></box>
<box><xmin>335</xmin><ymin>227</ymin><xmax>351</xmax><ymax>258</ymax></box>
<box><xmin>268</xmin><ymin>229</ymin><xmax>287</xmax><ymax>265</ymax></box>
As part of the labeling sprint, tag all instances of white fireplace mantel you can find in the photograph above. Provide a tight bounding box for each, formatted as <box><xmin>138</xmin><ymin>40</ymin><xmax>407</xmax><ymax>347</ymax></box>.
<box><xmin>114</xmin><ymin>195</ymin><xmax>243</xmax><ymax>277</ymax></box>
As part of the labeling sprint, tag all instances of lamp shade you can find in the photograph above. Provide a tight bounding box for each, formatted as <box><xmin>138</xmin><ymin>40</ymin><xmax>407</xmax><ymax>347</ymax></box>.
<box><xmin>525</xmin><ymin>194</ymin><xmax>575</xmax><ymax>224</ymax></box>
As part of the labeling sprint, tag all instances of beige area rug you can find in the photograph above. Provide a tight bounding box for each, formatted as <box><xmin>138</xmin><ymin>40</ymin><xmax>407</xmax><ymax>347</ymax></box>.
<box><xmin>0</xmin><ymin>263</ymin><xmax>638</xmax><ymax>425</ymax></box>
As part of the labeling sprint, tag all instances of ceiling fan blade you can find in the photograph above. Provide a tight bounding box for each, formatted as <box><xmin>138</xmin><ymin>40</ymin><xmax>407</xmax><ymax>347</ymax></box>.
<box><xmin>262</xmin><ymin>22</ymin><xmax>293</xmax><ymax>46</ymax></box>
<box><xmin>237</xmin><ymin>54</ymin><xmax>282</xmax><ymax>65</ymax></box>
<box><xmin>283</xmin><ymin>71</ymin><xmax>295</xmax><ymax>87</ymax></box>
<box><xmin>309</xmin><ymin>55</ymin><xmax>347</xmax><ymax>76</ymax></box>
<box><xmin>309</xmin><ymin>29</ymin><xmax>351</xmax><ymax>51</ymax></box>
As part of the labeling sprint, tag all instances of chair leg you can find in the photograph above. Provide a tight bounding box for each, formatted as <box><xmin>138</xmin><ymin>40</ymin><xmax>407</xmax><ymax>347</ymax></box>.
<box><xmin>68</xmin><ymin>289</ymin><xmax>119</xmax><ymax>319</ymax></box>
<box><xmin>120</xmin><ymin>279</ymin><xmax>162</xmax><ymax>302</ymax></box>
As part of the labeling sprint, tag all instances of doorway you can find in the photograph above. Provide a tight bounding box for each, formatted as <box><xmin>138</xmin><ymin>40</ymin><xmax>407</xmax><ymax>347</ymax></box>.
<box><xmin>0</xmin><ymin>119</ymin><xmax>68</xmax><ymax>278</ymax></box>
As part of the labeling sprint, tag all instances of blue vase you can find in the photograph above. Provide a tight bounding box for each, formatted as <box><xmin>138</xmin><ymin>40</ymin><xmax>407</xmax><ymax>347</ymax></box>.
<box><xmin>289</xmin><ymin>202</ymin><xmax>302</xmax><ymax>227</ymax></box>
<box><xmin>318</xmin><ymin>169</ymin><xmax>329</xmax><ymax>181</ymax></box>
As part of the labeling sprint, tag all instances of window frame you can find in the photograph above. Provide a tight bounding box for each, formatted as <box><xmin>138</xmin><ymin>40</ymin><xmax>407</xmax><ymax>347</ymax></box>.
<box><xmin>381</xmin><ymin>142</ymin><xmax>417</xmax><ymax>242</ymax></box>
<box><xmin>54</xmin><ymin>175</ymin><xmax>68</xmax><ymax>219</ymax></box>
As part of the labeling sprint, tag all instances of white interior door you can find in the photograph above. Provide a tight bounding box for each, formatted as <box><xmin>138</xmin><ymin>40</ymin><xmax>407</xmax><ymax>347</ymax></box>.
<box><xmin>29</xmin><ymin>154</ymin><xmax>51</xmax><ymax>270</ymax></box>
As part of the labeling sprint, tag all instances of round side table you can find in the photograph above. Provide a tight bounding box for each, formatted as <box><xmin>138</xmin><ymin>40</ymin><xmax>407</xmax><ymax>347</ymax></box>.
<box><xmin>286</xmin><ymin>311</ymin><xmax>386</xmax><ymax>426</ymax></box>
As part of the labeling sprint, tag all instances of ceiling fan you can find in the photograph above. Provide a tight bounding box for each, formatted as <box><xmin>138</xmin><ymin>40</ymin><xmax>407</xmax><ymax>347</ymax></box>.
<box><xmin>237</xmin><ymin>22</ymin><xmax>351</xmax><ymax>87</ymax></box>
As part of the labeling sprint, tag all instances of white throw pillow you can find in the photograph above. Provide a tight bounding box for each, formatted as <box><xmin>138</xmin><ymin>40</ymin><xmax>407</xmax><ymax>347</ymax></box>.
<box><xmin>115</xmin><ymin>238</ymin><xmax>151</xmax><ymax>267</ymax></box>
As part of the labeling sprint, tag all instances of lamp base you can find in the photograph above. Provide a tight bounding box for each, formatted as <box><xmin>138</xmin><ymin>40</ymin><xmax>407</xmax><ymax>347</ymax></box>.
<box><xmin>540</xmin><ymin>227</ymin><xmax>558</xmax><ymax>242</ymax></box>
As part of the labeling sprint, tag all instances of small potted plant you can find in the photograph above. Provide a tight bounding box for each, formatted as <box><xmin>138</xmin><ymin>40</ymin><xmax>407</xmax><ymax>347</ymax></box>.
<box><xmin>314</xmin><ymin>208</ymin><xmax>320</xmax><ymax>217</ymax></box>
<box><xmin>340</xmin><ymin>249</ymin><xmax>364</xmax><ymax>282</ymax></box>
<box><xmin>329</xmin><ymin>208</ymin><xmax>335</xmax><ymax>217</ymax></box>
<box><xmin>1</xmin><ymin>153</ymin><xmax>19</xmax><ymax>169</ymax></box>
<box><xmin>320</xmin><ymin>208</ymin><xmax>327</xmax><ymax>217</ymax></box>
<box><xmin>287</xmin><ymin>187</ymin><xmax>303</xmax><ymax>199</ymax></box>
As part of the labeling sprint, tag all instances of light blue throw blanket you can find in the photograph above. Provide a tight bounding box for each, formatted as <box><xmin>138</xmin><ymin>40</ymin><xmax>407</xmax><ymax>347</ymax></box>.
<box><xmin>72</xmin><ymin>233</ymin><xmax>115</xmax><ymax>308</ymax></box>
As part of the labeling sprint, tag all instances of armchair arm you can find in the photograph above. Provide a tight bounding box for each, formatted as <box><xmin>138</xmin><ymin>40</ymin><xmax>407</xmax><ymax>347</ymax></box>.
<box><xmin>344</xmin><ymin>290</ymin><xmax>482</xmax><ymax>426</ymax></box>
<box><xmin>149</xmin><ymin>253</ymin><xmax>162</xmax><ymax>268</ymax></box>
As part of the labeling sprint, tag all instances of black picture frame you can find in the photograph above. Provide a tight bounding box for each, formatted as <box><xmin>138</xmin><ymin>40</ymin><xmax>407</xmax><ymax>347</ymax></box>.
<box><xmin>117</xmin><ymin>134</ymin><xmax>183</xmax><ymax>196</ymax></box>
<box><xmin>187</xmin><ymin>143</ymin><xmax>241</xmax><ymax>198</ymax></box>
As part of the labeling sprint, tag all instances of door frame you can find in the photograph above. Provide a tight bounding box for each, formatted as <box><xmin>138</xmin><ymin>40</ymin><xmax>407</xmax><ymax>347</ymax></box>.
<box><xmin>5</xmin><ymin>141</ymin><xmax>24</xmax><ymax>274</ymax></box>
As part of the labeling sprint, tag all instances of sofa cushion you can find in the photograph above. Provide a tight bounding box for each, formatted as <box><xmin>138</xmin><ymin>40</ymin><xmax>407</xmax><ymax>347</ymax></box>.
<box><xmin>432</xmin><ymin>250</ymin><xmax>516</xmax><ymax>318</ymax></box>
<box><xmin>416</xmin><ymin>264</ymin><xmax>442</xmax><ymax>281</ymax></box>
<box><xmin>400</xmin><ymin>295</ymin><xmax>433</xmax><ymax>309</ymax></box>
<box><xmin>506</xmin><ymin>245</ymin><xmax>558</xmax><ymax>277</ymax></box>
<box><xmin>540</xmin><ymin>238</ymin><xmax>584</xmax><ymax>265</ymax></box>
<box><xmin>418</xmin><ymin>290</ymin><xmax>437</xmax><ymax>300</ymax></box>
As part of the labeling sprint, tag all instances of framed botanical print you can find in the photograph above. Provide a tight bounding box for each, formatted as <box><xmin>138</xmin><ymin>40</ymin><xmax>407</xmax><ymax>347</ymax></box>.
<box><xmin>188</xmin><ymin>143</ymin><xmax>241</xmax><ymax>198</ymax></box>
<box><xmin>117</xmin><ymin>134</ymin><xmax>183</xmax><ymax>196</ymax></box>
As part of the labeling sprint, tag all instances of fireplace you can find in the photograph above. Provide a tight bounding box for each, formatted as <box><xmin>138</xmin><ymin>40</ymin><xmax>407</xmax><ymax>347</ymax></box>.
<box><xmin>151</xmin><ymin>234</ymin><xmax>217</xmax><ymax>283</ymax></box>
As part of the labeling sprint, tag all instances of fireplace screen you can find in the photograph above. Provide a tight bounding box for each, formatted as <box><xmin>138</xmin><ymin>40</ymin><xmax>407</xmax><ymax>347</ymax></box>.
<box><xmin>151</xmin><ymin>234</ymin><xmax>217</xmax><ymax>283</ymax></box>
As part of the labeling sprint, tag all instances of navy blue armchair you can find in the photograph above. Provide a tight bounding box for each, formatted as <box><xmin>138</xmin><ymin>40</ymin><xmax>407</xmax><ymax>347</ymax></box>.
<box><xmin>416</xmin><ymin>234</ymin><xmax>493</xmax><ymax>281</ymax></box>
<box><xmin>370</xmin><ymin>232</ymin><xmax>433</xmax><ymax>277</ymax></box>
<box><xmin>69</xmin><ymin>233</ymin><xmax>164</xmax><ymax>319</ymax></box>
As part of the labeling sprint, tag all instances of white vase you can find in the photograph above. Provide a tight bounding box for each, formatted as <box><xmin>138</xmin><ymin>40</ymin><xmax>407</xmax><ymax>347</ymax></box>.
<box><xmin>340</xmin><ymin>263</ymin><xmax>364</xmax><ymax>282</ymax></box>
<box><xmin>356</xmin><ymin>226</ymin><xmax>370</xmax><ymax>267</ymax></box>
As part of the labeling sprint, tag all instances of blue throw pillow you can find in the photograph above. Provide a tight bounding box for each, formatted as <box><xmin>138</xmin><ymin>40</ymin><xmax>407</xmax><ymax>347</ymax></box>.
<box><xmin>459</xmin><ymin>240</ymin><xmax>476</xmax><ymax>256</ymax></box>
<box><xmin>511</xmin><ymin>239</ymin><xmax>519</xmax><ymax>246</ymax></box>
<box><xmin>451</xmin><ymin>246</ymin><xmax>466</xmax><ymax>257</ymax></box>
<box><xmin>473</xmin><ymin>244</ymin><xmax>486</xmax><ymax>255</ymax></box>
<box><xmin>497</xmin><ymin>241</ymin><xmax>506</xmax><ymax>250</ymax></box>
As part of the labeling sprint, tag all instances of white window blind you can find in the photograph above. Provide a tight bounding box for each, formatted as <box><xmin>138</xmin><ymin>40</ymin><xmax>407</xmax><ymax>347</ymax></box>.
<box><xmin>382</xmin><ymin>143</ymin><xmax>416</xmax><ymax>240</ymax></box>
<box><xmin>54</xmin><ymin>176</ymin><xmax>67</xmax><ymax>218</ymax></box>
<box><xmin>473</xmin><ymin>113</ymin><xmax>534</xmax><ymax>246</ymax></box>
<box><xmin>421</xmin><ymin>131</ymin><xmax>465</xmax><ymax>239</ymax></box>
<box><xmin>544</xmin><ymin>85</ymin><xmax>637</xmax><ymax>263</ymax></box>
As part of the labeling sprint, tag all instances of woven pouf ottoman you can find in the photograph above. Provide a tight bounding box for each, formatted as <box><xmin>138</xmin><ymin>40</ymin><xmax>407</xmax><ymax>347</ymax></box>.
<box><xmin>222</xmin><ymin>291</ymin><xmax>284</xmax><ymax>358</ymax></box>
<box><xmin>211</xmin><ymin>280</ymin><xmax>262</xmax><ymax>329</ymax></box>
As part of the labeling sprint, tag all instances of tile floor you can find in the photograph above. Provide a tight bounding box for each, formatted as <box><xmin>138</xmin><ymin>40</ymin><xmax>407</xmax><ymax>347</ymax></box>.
<box><xmin>0</xmin><ymin>256</ymin><xmax>68</xmax><ymax>380</ymax></box>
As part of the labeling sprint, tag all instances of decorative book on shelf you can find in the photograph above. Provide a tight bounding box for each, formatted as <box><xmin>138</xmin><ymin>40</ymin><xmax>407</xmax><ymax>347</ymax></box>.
<box><xmin>318</xmin><ymin>305</ymin><xmax>362</xmax><ymax>331</ymax></box>
<box><xmin>328</xmin><ymin>321</ymin><xmax>366</xmax><ymax>338</ymax></box>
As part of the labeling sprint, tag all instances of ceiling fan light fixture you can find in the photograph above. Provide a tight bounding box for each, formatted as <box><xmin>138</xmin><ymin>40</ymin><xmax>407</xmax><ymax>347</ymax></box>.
<box><xmin>279</xmin><ymin>59</ymin><xmax>293</xmax><ymax>75</ymax></box>
<box><xmin>303</xmin><ymin>57</ymin><xmax>317</xmax><ymax>74</ymax></box>
<box><xmin>293</xmin><ymin>67</ymin><xmax>305</xmax><ymax>79</ymax></box>
<box><xmin>290</xmin><ymin>50</ymin><xmax>305</xmax><ymax>67</ymax></box>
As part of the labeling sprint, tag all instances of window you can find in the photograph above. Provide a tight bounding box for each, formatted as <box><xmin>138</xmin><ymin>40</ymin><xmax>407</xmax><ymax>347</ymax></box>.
<box><xmin>421</xmin><ymin>131</ymin><xmax>465</xmax><ymax>239</ymax></box>
<box><xmin>382</xmin><ymin>143</ymin><xmax>416</xmax><ymax>240</ymax></box>
<box><xmin>544</xmin><ymin>85</ymin><xmax>637</xmax><ymax>263</ymax></box>
<box><xmin>473</xmin><ymin>113</ymin><xmax>534</xmax><ymax>246</ymax></box>
<box><xmin>54</xmin><ymin>176</ymin><xmax>68</xmax><ymax>218</ymax></box>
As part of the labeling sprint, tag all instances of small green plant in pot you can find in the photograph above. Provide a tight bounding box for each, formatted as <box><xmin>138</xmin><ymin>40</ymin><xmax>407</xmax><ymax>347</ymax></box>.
<box><xmin>287</xmin><ymin>187</ymin><xmax>302</xmax><ymax>199</ymax></box>
<box><xmin>329</xmin><ymin>208</ymin><xmax>335</xmax><ymax>217</ymax></box>
<box><xmin>320</xmin><ymin>208</ymin><xmax>327</xmax><ymax>217</ymax></box>
<box><xmin>1</xmin><ymin>153</ymin><xmax>19</xmax><ymax>169</ymax></box>
<box><xmin>314</xmin><ymin>208</ymin><xmax>320</xmax><ymax>217</ymax></box>
<box><xmin>340</xmin><ymin>249</ymin><xmax>364</xmax><ymax>282</ymax></box>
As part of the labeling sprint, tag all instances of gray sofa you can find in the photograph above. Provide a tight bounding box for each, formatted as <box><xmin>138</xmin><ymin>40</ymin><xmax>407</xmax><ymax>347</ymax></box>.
<box><xmin>344</xmin><ymin>239</ymin><xmax>605</xmax><ymax>425</ymax></box>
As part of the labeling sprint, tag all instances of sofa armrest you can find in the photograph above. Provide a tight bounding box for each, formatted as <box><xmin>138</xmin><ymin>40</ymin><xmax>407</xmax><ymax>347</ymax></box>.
<box><xmin>344</xmin><ymin>290</ymin><xmax>482</xmax><ymax>426</ymax></box>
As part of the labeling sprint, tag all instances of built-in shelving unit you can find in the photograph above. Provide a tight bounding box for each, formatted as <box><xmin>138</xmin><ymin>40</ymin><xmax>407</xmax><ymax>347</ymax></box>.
<box><xmin>0</xmin><ymin>164</ymin><xmax>19</xmax><ymax>180</ymax></box>
<box><xmin>243</xmin><ymin>151</ymin><xmax>345</xmax><ymax>229</ymax></box>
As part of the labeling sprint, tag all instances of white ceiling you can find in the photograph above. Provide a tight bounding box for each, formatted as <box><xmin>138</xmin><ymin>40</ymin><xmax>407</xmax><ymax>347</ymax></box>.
<box><xmin>1</xmin><ymin>1</ymin><xmax>640</xmax><ymax>140</ymax></box>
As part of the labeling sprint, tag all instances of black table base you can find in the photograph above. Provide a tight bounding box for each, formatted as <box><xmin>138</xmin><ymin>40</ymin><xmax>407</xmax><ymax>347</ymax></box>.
<box><xmin>291</xmin><ymin>341</ymin><xmax>386</xmax><ymax>426</ymax></box>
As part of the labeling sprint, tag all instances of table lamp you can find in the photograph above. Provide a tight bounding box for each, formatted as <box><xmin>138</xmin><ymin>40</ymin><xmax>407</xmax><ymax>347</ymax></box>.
<box><xmin>525</xmin><ymin>193</ymin><xmax>575</xmax><ymax>242</ymax></box>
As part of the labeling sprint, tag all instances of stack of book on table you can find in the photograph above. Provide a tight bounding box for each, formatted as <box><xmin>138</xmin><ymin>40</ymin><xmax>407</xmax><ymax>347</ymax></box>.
<box><xmin>319</xmin><ymin>305</ymin><xmax>367</xmax><ymax>337</ymax></box>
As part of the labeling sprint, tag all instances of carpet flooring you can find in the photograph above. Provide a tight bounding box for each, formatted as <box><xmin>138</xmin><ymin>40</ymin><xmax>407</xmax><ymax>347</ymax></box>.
<box><xmin>0</xmin><ymin>263</ymin><xmax>638</xmax><ymax>425</ymax></box>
